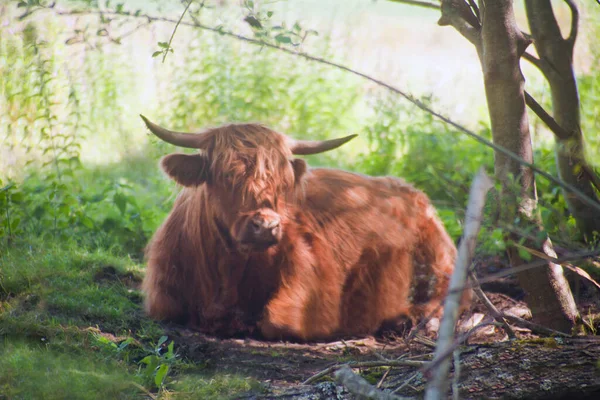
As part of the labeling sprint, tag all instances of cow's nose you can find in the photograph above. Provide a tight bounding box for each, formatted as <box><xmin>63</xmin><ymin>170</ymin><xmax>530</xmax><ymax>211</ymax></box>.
<box><xmin>250</xmin><ymin>215</ymin><xmax>281</xmax><ymax>243</ymax></box>
<box><xmin>250</xmin><ymin>215</ymin><xmax>281</xmax><ymax>240</ymax></box>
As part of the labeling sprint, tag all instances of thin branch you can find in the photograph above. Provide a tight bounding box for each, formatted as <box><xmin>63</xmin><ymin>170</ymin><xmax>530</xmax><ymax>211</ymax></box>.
<box><xmin>512</xmin><ymin>242</ymin><xmax>600</xmax><ymax>291</ymax></box>
<box><xmin>334</xmin><ymin>366</ymin><xmax>410</xmax><ymax>400</ymax></box>
<box><xmin>303</xmin><ymin>360</ymin><xmax>427</xmax><ymax>385</ymax></box>
<box><xmin>564</xmin><ymin>0</ymin><xmax>579</xmax><ymax>49</ymax></box>
<box><xmin>501</xmin><ymin>313</ymin><xmax>570</xmax><ymax>337</ymax></box>
<box><xmin>469</xmin><ymin>272</ymin><xmax>517</xmax><ymax>339</ymax></box>
<box><xmin>377</xmin><ymin>368</ymin><xmax>392</xmax><ymax>388</ymax></box>
<box><xmin>524</xmin><ymin>91</ymin><xmax>571</xmax><ymax>140</ymax></box>
<box><xmin>467</xmin><ymin>0</ymin><xmax>480</xmax><ymax>25</ymax></box>
<box><xmin>438</xmin><ymin>0</ymin><xmax>481</xmax><ymax>47</ymax></box>
<box><xmin>522</xmin><ymin>51</ymin><xmax>545</xmax><ymax>72</ymax></box>
<box><xmin>424</xmin><ymin>169</ymin><xmax>493</xmax><ymax>400</ymax></box>
<box><xmin>115</xmin><ymin>20</ymin><xmax>152</xmax><ymax>41</ymax></box>
<box><xmin>422</xmin><ymin>318</ymin><xmax>498</xmax><ymax>376</ymax></box>
<box><xmin>162</xmin><ymin>0</ymin><xmax>193</xmax><ymax>63</ymax></box>
<box><xmin>47</xmin><ymin>7</ymin><xmax>600</xmax><ymax>214</ymax></box>
<box><xmin>302</xmin><ymin>365</ymin><xmax>338</xmax><ymax>385</ymax></box>
<box><xmin>387</xmin><ymin>0</ymin><xmax>441</xmax><ymax>10</ymax></box>
<box><xmin>392</xmin><ymin>371</ymin><xmax>421</xmax><ymax>394</ymax></box>
<box><xmin>458</xmin><ymin>249</ymin><xmax>600</xmax><ymax>290</ymax></box>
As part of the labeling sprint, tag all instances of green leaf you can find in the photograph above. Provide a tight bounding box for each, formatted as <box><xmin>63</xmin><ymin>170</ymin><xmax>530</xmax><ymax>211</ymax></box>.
<box><xmin>275</xmin><ymin>34</ymin><xmax>292</xmax><ymax>44</ymax></box>
<box><xmin>517</xmin><ymin>247</ymin><xmax>532</xmax><ymax>261</ymax></box>
<box><xmin>80</xmin><ymin>216</ymin><xmax>94</xmax><ymax>229</ymax></box>
<box><xmin>244</xmin><ymin>15</ymin><xmax>262</xmax><ymax>29</ymax></box>
<box><xmin>246</xmin><ymin>0</ymin><xmax>254</xmax><ymax>8</ymax></box>
<box><xmin>118</xmin><ymin>337</ymin><xmax>133</xmax><ymax>351</ymax></box>
<box><xmin>267</xmin><ymin>11</ymin><xmax>273</xmax><ymax>18</ymax></box>
<box><xmin>113</xmin><ymin>192</ymin><xmax>127</xmax><ymax>214</ymax></box>
<box><xmin>157</xmin><ymin>42</ymin><xmax>170</xmax><ymax>49</ymax></box>
<box><xmin>17</xmin><ymin>1</ymin><xmax>28</xmax><ymax>8</ymax></box>
<box><xmin>140</xmin><ymin>355</ymin><xmax>155</xmax><ymax>365</ymax></box>
<box><xmin>10</xmin><ymin>192</ymin><xmax>24</xmax><ymax>203</ymax></box>
<box><xmin>154</xmin><ymin>364</ymin><xmax>169</xmax><ymax>387</ymax></box>
<box><xmin>157</xmin><ymin>335</ymin><xmax>168</xmax><ymax>348</ymax></box>
<box><xmin>152</xmin><ymin>51</ymin><xmax>162</xmax><ymax>58</ymax></box>
<box><xmin>165</xmin><ymin>341</ymin><xmax>175</xmax><ymax>359</ymax></box>
<box><xmin>10</xmin><ymin>217</ymin><xmax>21</xmax><ymax>232</ymax></box>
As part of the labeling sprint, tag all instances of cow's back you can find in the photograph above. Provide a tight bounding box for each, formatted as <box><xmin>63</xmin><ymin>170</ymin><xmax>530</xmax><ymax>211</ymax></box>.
<box><xmin>289</xmin><ymin>168</ymin><xmax>458</xmax><ymax>336</ymax></box>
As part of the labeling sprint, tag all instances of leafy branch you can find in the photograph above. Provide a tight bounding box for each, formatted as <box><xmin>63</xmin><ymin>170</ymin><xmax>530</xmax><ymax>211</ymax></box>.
<box><xmin>153</xmin><ymin>0</ymin><xmax>194</xmax><ymax>62</ymax></box>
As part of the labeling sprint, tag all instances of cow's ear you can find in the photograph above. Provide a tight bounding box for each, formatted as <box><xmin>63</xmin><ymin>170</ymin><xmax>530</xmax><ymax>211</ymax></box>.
<box><xmin>161</xmin><ymin>153</ymin><xmax>209</xmax><ymax>187</ymax></box>
<box><xmin>291</xmin><ymin>158</ymin><xmax>307</xmax><ymax>185</ymax></box>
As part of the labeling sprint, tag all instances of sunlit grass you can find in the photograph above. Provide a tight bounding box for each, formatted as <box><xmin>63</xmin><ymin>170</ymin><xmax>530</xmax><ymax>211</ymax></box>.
<box><xmin>0</xmin><ymin>340</ymin><xmax>144</xmax><ymax>400</ymax></box>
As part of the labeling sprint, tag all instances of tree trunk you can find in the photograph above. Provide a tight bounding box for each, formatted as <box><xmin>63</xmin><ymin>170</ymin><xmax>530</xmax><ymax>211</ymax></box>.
<box><xmin>477</xmin><ymin>0</ymin><xmax>578</xmax><ymax>332</ymax></box>
<box><xmin>525</xmin><ymin>0</ymin><xmax>600</xmax><ymax>241</ymax></box>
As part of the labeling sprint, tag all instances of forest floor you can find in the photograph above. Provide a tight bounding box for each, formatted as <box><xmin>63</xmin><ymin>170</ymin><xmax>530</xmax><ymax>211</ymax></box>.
<box><xmin>146</xmin><ymin>257</ymin><xmax>600</xmax><ymax>399</ymax></box>
<box><xmin>1</xmin><ymin>246</ymin><xmax>600</xmax><ymax>399</ymax></box>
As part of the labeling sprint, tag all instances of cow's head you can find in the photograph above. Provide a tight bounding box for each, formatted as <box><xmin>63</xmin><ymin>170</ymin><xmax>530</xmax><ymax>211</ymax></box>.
<box><xmin>141</xmin><ymin>115</ymin><xmax>356</xmax><ymax>253</ymax></box>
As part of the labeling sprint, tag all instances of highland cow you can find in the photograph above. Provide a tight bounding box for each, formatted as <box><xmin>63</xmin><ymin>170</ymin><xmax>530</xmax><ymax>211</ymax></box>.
<box><xmin>141</xmin><ymin>115</ymin><xmax>465</xmax><ymax>341</ymax></box>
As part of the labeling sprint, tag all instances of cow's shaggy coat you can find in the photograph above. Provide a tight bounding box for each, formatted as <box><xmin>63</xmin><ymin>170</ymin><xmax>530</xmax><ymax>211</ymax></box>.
<box><xmin>142</xmin><ymin>118</ymin><xmax>468</xmax><ymax>341</ymax></box>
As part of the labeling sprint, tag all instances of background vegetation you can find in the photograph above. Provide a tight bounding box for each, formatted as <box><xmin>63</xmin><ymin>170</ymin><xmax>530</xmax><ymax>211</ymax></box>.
<box><xmin>1</xmin><ymin>0</ymin><xmax>599</xmax><ymax>398</ymax></box>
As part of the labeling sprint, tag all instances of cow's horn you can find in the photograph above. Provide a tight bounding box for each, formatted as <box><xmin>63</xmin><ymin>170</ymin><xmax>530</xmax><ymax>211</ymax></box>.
<box><xmin>140</xmin><ymin>115</ymin><xmax>207</xmax><ymax>149</ymax></box>
<box><xmin>290</xmin><ymin>134</ymin><xmax>357</xmax><ymax>155</ymax></box>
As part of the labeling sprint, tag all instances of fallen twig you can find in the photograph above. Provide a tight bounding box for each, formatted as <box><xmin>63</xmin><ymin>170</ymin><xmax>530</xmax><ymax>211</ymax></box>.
<box><xmin>303</xmin><ymin>360</ymin><xmax>426</xmax><ymax>385</ymax></box>
<box><xmin>501</xmin><ymin>313</ymin><xmax>570</xmax><ymax>337</ymax></box>
<box><xmin>469</xmin><ymin>271</ymin><xmax>517</xmax><ymax>339</ymax></box>
<box><xmin>392</xmin><ymin>371</ymin><xmax>421</xmax><ymax>394</ymax></box>
<box><xmin>334</xmin><ymin>365</ymin><xmax>411</xmax><ymax>400</ymax></box>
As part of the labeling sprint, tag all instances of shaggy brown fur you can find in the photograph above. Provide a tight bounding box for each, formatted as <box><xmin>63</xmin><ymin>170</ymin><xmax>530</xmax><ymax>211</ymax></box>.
<box><xmin>143</xmin><ymin>123</ymin><xmax>469</xmax><ymax>341</ymax></box>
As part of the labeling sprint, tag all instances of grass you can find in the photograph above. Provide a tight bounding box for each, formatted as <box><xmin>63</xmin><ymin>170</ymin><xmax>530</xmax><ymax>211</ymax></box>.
<box><xmin>0</xmin><ymin>240</ymin><xmax>262</xmax><ymax>399</ymax></box>
<box><xmin>0</xmin><ymin>340</ymin><xmax>144</xmax><ymax>400</ymax></box>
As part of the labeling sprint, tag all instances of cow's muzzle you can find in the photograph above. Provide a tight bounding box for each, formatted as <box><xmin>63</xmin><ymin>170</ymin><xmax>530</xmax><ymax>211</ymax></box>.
<box><xmin>237</xmin><ymin>209</ymin><xmax>282</xmax><ymax>251</ymax></box>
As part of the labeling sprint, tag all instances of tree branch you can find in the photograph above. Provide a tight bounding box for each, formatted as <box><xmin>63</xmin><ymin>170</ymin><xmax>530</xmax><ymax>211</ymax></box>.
<box><xmin>501</xmin><ymin>313</ymin><xmax>570</xmax><ymax>337</ymax></box>
<box><xmin>524</xmin><ymin>91</ymin><xmax>571</xmax><ymax>140</ymax></box>
<box><xmin>424</xmin><ymin>169</ymin><xmax>493</xmax><ymax>400</ymax></box>
<box><xmin>387</xmin><ymin>0</ymin><xmax>441</xmax><ymax>10</ymax></box>
<box><xmin>522</xmin><ymin>51</ymin><xmax>547</xmax><ymax>73</ymax></box>
<box><xmin>334</xmin><ymin>366</ymin><xmax>411</xmax><ymax>400</ymax></box>
<box><xmin>303</xmin><ymin>360</ymin><xmax>426</xmax><ymax>385</ymax></box>
<box><xmin>469</xmin><ymin>271</ymin><xmax>517</xmax><ymax>339</ymax></box>
<box><xmin>161</xmin><ymin>0</ymin><xmax>193</xmax><ymax>63</ymax></box>
<box><xmin>464</xmin><ymin>249</ymin><xmax>600</xmax><ymax>289</ymax></box>
<box><xmin>438</xmin><ymin>0</ymin><xmax>482</xmax><ymax>48</ymax></box>
<box><xmin>564</xmin><ymin>0</ymin><xmax>579</xmax><ymax>49</ymax></box>
<box><xmin>45</xmin><ymin>6</ymin><xmax>600</xmax><ymax>214</ymax></box>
